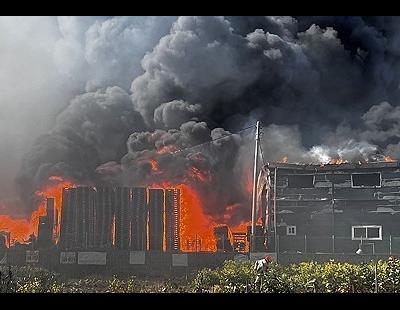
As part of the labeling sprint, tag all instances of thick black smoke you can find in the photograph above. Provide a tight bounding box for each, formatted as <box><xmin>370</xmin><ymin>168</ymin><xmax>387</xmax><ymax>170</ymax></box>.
<box><xmin>14</xmin><ymin>16</ymin><xmax>400</xmax><ymax>224</ymax></box>
<box><xmin>17</xmin><ymin>87</ymin><xmax>145</xmax><ymax>212</ymax></box>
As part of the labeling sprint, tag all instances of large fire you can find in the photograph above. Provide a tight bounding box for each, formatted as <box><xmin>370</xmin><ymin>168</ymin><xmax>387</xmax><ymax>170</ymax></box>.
<box><xmin>149</xmin><ymin>181</ymin><xmax>218</xmax><ymax>252</ymax></box>
<box><xmin>147</xmin><ymin>147</ymin><xmax>254</xmax><ymax>252</ymax></box>
<box><xmin>0</xmin><ymin>176</ymin><xmax>75</xmax><ymax>246</ymax></box>
<box><xmin>1</xmin><ymin>156</ymin><xmax>253</xmax><ymax>252</ymax></box>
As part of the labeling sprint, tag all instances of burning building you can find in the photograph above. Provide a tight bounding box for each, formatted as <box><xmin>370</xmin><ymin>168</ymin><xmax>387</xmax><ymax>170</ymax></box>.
<box><xmin>213</xmin><ymin>225</ymin><xmax>233</xmax><ymax>252</ymax></box>
<box><xmin>37</xmin><ymin>198</ymin><xmax>54</xmax><ymax>248</ymax></box>
<box><xmin>260</xmin><ymin>161</ymin><xmax>400</xmax><ymax>254</ymax></box>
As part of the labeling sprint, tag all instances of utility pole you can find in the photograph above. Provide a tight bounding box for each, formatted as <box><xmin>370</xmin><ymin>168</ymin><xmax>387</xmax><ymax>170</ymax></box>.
<box><xmin>251</xmin><ymin>121</ymin><xmax>260</xmax><ymax>252</ymax></box>
<box><xmin>375</xmin><ymin>260</ymin><xmax>378</xmax><ymax>293</ymax></box>
<box><xmin>331</xmin><ymin>170</ymin><xmax>335</xmax><ymax>253</ymax></box>
<box><xmin>273</xmin><ymin>167</ymin><xmax>277</xmax><ymax>252</ymax></box>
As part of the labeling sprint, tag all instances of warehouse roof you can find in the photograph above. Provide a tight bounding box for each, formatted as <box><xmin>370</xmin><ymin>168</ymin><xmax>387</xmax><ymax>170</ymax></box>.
<box><xmin>265</xmin><ymin>160</ymin><xmax>400</xmax><ymax>171</ymax></box>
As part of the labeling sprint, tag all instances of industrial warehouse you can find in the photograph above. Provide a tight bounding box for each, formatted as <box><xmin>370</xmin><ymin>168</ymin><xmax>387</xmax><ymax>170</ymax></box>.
<box><xmin>259</xmin><ymin>160</ymin><xmax>400</xmax><ymax>262</ymax></box>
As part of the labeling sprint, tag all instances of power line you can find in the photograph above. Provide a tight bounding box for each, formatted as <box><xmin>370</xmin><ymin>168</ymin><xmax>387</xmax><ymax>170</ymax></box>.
<box><xmin>170</xmin><ymin>124</ymin><xmax>256</xmax><ymax>155</ymax></box>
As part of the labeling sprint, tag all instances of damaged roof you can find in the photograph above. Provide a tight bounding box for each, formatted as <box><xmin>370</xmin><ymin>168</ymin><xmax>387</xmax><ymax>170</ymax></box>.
<box><xmin>265</xmin><ymin>161</ymin><xmax>400</xmax><ymax>171</ymax></box>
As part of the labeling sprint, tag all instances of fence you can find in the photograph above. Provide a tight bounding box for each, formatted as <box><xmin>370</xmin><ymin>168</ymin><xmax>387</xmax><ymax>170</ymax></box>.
<box><xmin>276</xmin><ymin>235</ymin><xmax>400</xmax><ymax>255</ymax></box>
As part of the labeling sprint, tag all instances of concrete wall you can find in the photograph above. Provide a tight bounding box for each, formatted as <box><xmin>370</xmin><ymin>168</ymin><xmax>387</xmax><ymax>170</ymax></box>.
<box><xmin>2</xmin><ymin>249</ymin><xmax>236</xmax><ymax>277</ymax></box>
<box><xmin>5</xmin><ymin>248</ymin><xmax>397</xmax><ymax>277</ymax></box>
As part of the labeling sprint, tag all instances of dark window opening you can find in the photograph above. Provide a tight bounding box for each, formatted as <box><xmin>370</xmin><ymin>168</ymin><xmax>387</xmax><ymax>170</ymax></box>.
<box><xmin>353</xmin><ymin>227</ymin><xmax>366</xmax><ymax>239</ymax></box>
<box><xmin>367</xmin><ymin>227</ymin><xmax>380</xmax><ymax>239</ymax></box>
<box><xmin>352</xmin><ymin>226</ymin><xmax>382</xmax><ymax>240</ymax></box>
<box><xmin>287</xmin><ymin>175</ymin><xmax>314</xmax><ymax>188</ymax></box>
<box><xmin>351</xmin><ymin>173</ymin><xmax>381</xmax><ymax>187</ymax></box>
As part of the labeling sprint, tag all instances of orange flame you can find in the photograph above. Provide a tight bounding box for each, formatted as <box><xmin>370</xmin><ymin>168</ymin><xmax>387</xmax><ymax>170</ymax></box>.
<box><xmin>0</xmin><ymin>176</ymin><xmax>75</xmax><ymax>245</ymax></box>
<box><xmin>0</xmin><ymin>217</ymin><xmax>31</xmax><ymax>246</ymax></box>
<box><xmin>149</xmin><ymin>182</ymin><xmax>217</xmax><ymax>252</ymax></box>
<box><xmin>279</xmin><ymin>156</ymin><xmax>288</xmax><ymax>163</ymax></box>
<box><xmin>157</xmin><ymin>145</ymin><xmax>179</xmax><ymax>155</ymax></box>
<box><xmin>231</xmin><ymin>221</ymin><xmax>251</xmax><ymax>233</ymax></box>
<box><xmin>150</xmin><ymin>159</ymin><xmax>159</xmax><ymax>172</ymax></box>
<box><xmin>384</xmin><ymin>155</ymin><xmax>397</xmax><ymax>162</ymax></box>
<box><xmin>329</xmin><ymin>157</ymin><xmax>348</xmax><ymax>165</ymax></box>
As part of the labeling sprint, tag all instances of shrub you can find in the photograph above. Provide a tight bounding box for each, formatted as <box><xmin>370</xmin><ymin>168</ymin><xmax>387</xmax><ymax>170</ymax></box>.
<box><xmin>190</xmin><ymin>257</ymin><xmax>400</xmax><ymax>293</ymax></box>
<box><xmin>3</xmin><ymin>258</ymin><xmax>400</xmax><ymax>293</ymax></box>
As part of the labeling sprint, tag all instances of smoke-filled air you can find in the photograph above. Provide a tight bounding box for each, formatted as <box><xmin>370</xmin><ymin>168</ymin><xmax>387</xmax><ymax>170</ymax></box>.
<box><xmin>2</xmin><ymin>16</ymin><xmax>400</xmax><ymax>245</ymax></box>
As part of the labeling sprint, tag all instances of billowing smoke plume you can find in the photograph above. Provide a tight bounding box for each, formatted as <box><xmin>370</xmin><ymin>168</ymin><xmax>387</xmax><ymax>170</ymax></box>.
<box><xmin>54</xmin><ymin>16</ymin><xmax>176</xmax><ymax>92</ymax></box>
<box><xmin>112</xmin><ymin>120</ymin><xmax>248</xmax><ymax>223</ymax></box>
<box><xmin>9</xmin><ymin>16</ymin><xmax>400</xmax><ymax>225</ymax></box>
<box><xmin>0</xmin><ymin>16</ymin><xmax>175</xmax><ymax>214</ymax></box>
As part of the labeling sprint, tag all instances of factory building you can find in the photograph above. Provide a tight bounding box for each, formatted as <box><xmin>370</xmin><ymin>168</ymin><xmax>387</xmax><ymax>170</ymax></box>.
<box><xmin>260</xmin><ymin>161</ymin><xmax>400</xmax><ymax>254</ymax></box>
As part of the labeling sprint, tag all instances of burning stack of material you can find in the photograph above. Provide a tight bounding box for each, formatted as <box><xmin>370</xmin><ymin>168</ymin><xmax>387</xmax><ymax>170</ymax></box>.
<box><xmin>165</xmin><ymin>189</ymin><xmax>181</xmax><ymax>252</ymax></box>
<box><xmin>57</xmin><ymin>185</ymin><xmax>182</xmax><ymax>252</ymax></box>
<box><xmin>148</xmin><ymin>188</ymin><xmax>164</xmax><ymax>251</ymax></box>
<box><xmin>59</xmin><ymin>187</ymin><xmax>96</xmax><ymax>250</ymax></box>
<box><xmin>37</xmin><ymin>198</ymin><xmax>54</xmax><ymax>248</ymax></box>
<box><xmin>94</xmin><ymin>186</ymin><xmax>114</xmax><ymax>249</ymax></box>
<box><xmin>130</xmin><ymin>187</ymin><xmax>147</xmax><ymax>251</ymax></box>
<box><xmin>214</xmin><ymin>225</ymin><xmax>233</xmax><ymax>252</ymax></box>
<box><xmin>114</xmin><ymin>187</ymin><xmax>131</xmax><ymax>250</ymax></box>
